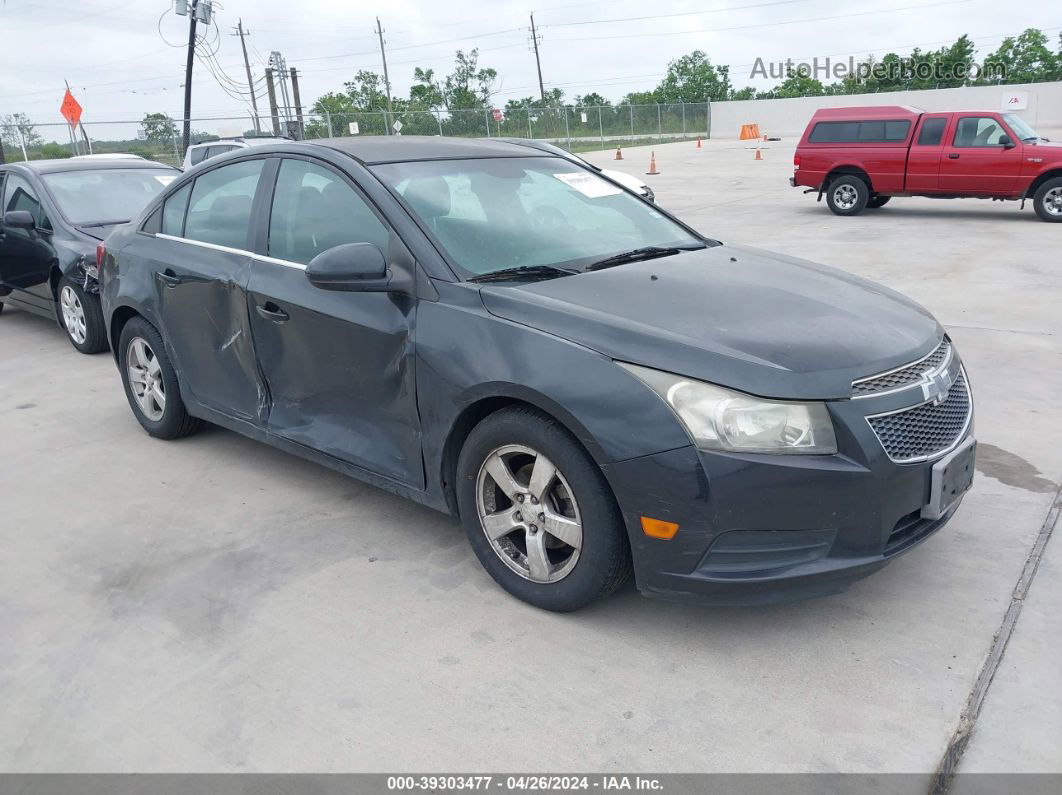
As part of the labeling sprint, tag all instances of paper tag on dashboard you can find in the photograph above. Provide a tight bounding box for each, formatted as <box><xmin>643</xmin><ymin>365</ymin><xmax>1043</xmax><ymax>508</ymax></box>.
<box><xmin>553</xmin><ymin>172</ymin><xmax>622</xmax><ymax>198</ymax></box>
<box><xmin>155</xmin><ymin>175</ymin><xmax>177</xmax><ymax>186</ymax></box>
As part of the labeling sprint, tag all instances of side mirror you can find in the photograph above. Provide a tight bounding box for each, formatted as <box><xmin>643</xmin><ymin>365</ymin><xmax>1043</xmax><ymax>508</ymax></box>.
<box><xmin>3</xmin><ymin>210</ymin><xmax>35</xmax><ymax>230</ymax></box>
<box><xmin>1000</xmin><ymin>135</ymin><xmax>1015</xmax><ymax>149</ymax></box>
<box><xmin>305</xmin><ymin>242</ymin><xmax>391</xmax><ymax>292</ymax></box>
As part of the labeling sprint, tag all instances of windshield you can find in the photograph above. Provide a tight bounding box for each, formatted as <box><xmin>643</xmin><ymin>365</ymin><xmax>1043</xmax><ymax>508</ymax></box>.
<box><xmin>41</xmin><ymin>168</ymin><xmax>178</xmax><ymax>225</ymax></box>
<box><xmin>373</xmin><ymin>156</ymin><xmax>702</xmax><ymax>277</ymax></box>
<box><xmin>1003</xmin><ymin>113</ymin><xmax>1039</xmax><ymax>141</ymax></box>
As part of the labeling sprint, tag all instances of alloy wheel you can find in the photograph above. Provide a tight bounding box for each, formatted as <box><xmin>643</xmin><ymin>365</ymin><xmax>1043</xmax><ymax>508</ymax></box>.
<box><xmin>126</xmin><ymin>337</ymin><xmax>166</xmax><ymax>421</ymax></box>
<box><xmin>475</xmin><ymin>444</ymin><xmax>583</xmax><ymax>583</ymax></box>
<box><xmin>1043</xmin><ymin>187</ymin><xmax>1062</xmax><ymax>217</ymax></box>
<box><xmin>60</xmin><ymin>285</ymin><xmax>87</xmax><ymax>345</ymax></box>
<box><xmin>833</xmin><ymin>184</ymin><xmax>859</xmax><ymax>210</ymax></box>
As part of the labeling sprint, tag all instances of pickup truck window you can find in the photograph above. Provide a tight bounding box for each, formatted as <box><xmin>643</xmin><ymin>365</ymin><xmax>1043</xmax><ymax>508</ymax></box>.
<box><xmin>916</xmin><ymin>118</ymin><xmax>947</xmax><ymax>146</ymax></box>
<box><xmin>954</xmin><ymin>117</ymin><xmax>1010</xmax><ymax>148</ymax></box>
<box><xmin>809</xmin><ymin>120</ymin><xmax>910</xmax><ymax>143</ymax></box>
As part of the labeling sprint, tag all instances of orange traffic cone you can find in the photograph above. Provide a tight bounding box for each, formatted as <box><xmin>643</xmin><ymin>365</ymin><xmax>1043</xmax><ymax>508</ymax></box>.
<box><xmin>646</xmin><ymin>151</ymin><xmax>660</xmax><ymax>175</ymax></box>
<box><xmin>754</xmin><ymin>148</ymin><xmax>763</xmax><ymax>161</ymax></box>
<box><xmin>614</xmin><ymin>146</ymin><xmax>623</xmax><ymax>160</ymax></box>
<box><xmin>696</xmin><ymin>136</ymin><xmax>702</xmax><ymax>149</ymax></box>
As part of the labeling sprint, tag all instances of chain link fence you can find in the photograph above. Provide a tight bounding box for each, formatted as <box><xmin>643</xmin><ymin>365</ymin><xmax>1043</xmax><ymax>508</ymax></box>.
<box><xmin>1</xmin><ymin>102</ymin><xmax>711</xmax><ymax>167</ymax></box>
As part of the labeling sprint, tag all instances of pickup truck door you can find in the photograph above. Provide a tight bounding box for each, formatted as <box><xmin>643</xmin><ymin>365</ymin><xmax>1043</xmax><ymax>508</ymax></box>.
<box><xmin>939</xmin><ymin>115</ymin><xmax>1023</xmax><ymax>195</ymax></box>
<box><xmin>905</xmin><ymin>115</ymin><xmax>950</xmax><ymax>193</ymax></box>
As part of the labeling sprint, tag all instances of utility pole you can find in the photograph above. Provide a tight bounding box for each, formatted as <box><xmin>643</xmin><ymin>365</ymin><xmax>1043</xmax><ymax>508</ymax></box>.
<box><xmin>180</xmin><ymin>3</ymin><xmax>198</xmax><ymax>154</ymax></box>
<box><xmin>530</xmin><ymin>13</ymin><xmax>546</xmax><ymax>104</ymax></box>
<box><xmin>233</xmin><ymin>19</ymin><xmax>261</xmax><ymax>133</ymax></box>
<box><xmin>176</xmin><ymin>1</ymin><xmax>213</xmax><ymax>153</ymax></box>
<box><xmin>376</xmin><ymin>17</ymin><xmax>394</xmax><ymax>134</ymax></box>
<box><xmin>290</xmin><ymin>67</ymin><xmax>304</xmax><ymax>140</ymax></box>
<box><xmin>264</xmin><ymin>67</ymin><xmax>280</xmax><ymax>135</ymax></box>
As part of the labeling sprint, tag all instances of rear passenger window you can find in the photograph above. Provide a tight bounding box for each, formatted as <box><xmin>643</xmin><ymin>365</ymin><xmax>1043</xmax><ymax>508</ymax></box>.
<box><xmin>161</xmin><ymin>182</ymin><xmax>191</xmax><ymax>236</ymax></box>
<box><xmin>184</xmin><ymin>159</ymin><xmax>264</xmax><ymax>250</ymax></box>
<box><xmin>809</xmin><ymin>120</ymin><xmax>910</xmax><ymax>143</ymax></box>
<box><xmin>189</xmin><ymin>146</ymin><xmax>210</xmax><ymax>166</ymax></box>
<box><xmin>917</xmin><ymin>118</ymin><xmax>947</xmax><ymax>146</ymax></box>
<box><xmin>267</xmin><ymin>159</ymin><xmax>390</xmax><ymax>265</ymax></box>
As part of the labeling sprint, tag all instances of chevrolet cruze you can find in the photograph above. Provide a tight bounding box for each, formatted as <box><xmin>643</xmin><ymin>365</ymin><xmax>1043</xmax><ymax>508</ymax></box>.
<box><xmin>99</xmin><ymin>137</ymin><xmax>975</xmax><ymax>611</ymax></box>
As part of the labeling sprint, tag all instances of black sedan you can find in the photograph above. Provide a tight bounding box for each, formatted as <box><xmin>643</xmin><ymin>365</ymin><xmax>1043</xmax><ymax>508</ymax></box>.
<box><xmin>99</xmin><ymin>137</ymin><xmax>975</xmax><ymax>611</ymax></box>
<box><xmin>0</xmin><ymin>158</ymin><xmax>179</xmax><ymax>352</ymax></box>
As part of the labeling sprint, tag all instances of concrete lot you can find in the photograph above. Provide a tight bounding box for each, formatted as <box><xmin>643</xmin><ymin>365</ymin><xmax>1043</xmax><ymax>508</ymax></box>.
<box><xmin>1</xmin><ymin>136</ymin><xmax>1059</xmax><ymax>779</ymax></box>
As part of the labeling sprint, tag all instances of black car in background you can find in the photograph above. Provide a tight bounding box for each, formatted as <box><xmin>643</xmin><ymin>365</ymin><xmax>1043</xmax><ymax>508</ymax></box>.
<box><xmin>99</xmin><ymin>137</ymin><xmax>975</xmax><ymax>611</ymax></box>
<box><xmin>0</xmin><ymin>158</ymin><xmax>179</xmax><ymax>353</ymax></box>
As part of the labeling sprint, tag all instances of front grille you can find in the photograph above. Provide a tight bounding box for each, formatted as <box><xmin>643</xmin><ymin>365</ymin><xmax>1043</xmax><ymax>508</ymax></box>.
<box><xmin>853</xmin><ymin>338</ymin><xmax>951</xmax><ymax>397</ymax></box>
<box><xmin>867</xmin><ymin>369</ymin><xmax>971</xmax><ymax>463</ymax></box>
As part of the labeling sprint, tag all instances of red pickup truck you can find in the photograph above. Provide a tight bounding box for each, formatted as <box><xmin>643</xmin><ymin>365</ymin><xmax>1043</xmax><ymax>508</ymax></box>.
<box><xmin>791</xmin><ymin>106</ymin><xmax>1062</xmax><ymax>222</ymax></box>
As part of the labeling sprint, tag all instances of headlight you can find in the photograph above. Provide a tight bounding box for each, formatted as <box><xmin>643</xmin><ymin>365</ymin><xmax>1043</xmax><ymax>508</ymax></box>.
<box><xmin>619</xmin><ymin>362</ymin><xmax>837</xmax><ymax>454</ymax></box>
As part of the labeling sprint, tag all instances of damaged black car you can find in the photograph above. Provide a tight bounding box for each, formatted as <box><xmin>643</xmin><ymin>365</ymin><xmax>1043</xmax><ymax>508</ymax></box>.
<box><xmin>98</xmin><ymin>137</ymin><xmax>975</xmax><ymax>611</ymax></box>
<box><xmin>0</xmin><ymin>158</ymin><xmax>179</xmax><ymax>353</ymax></box>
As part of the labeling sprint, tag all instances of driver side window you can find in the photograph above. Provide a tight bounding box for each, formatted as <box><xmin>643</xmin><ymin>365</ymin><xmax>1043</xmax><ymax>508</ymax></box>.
<box><xmin>953</xmin><ymin>117</ymin><xmax>1010</xmax><ymax>148</ymax></box>
<box><xmin>3</xmin><ymin>174</ymin><xmax>49</xmax><ymax>229</ymax></box>
<box><xmin>268</xmin><ymin>159</ymin><xmax>390</xmax><ymax>266</ymax></box>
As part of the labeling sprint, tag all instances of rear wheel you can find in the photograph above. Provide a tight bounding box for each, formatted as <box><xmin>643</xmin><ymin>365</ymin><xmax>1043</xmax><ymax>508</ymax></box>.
<box><xmin>118</xmin><ymin>316</ymin><xmax>200</xmax><ymax>439</ymax></box>
<box><xmin>826</xmin><ymin>175</ymin><xmax>869</xmax><ymax>216</ymax></box>
<box><xmin>456</xmin><ymin>406</ymin><xmax>631</xmax><ymax>611</ymax></box>
<box><xmin>866</xmin><ymin>195</ymin><xmax>891</xmax><ymax>209</ymax></box>
<box><xmin>1033</xmin><ymin>177</ymin><xmax>1062</xmax><ymax>222</ymax></box>
<box><xmin>58</xmin><ymin>276</ymin><xmax>107</xmax><ymax>354</ymax></box>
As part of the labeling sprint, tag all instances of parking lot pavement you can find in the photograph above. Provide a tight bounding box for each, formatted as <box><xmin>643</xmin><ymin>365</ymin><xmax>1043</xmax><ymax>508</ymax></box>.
<box><xmin>1</xmin><ymin>137</ymin><xmax>1059</xmax><ymax>776</ymax></box>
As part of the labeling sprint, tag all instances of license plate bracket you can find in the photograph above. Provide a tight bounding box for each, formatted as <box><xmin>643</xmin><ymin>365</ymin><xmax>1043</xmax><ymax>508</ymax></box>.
<box><xmin>922</xmin><ymin>437</ymin><xmax>976</xmax><ymax>520</ymax></box>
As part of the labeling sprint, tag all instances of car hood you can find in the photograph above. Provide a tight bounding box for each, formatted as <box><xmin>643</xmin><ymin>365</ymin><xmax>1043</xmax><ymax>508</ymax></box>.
<box><xmin>479</xmin><ymin>243</ymin><xmax>942</xmax><ymax>400</ymax></box>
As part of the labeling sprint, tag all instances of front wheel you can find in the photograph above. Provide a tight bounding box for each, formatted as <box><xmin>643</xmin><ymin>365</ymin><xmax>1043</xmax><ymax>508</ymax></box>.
<box><xmin>456</xmin><ymin>406</ymin><xmax>631</xmax><ymax>612</ymax></box>
<box><xmin>866</xmin><ymin>195</ymin><xmax>891</xmax><ymax>209</ymax></box>
<box><xmin>826</xmin><ymin>176</ymin><xmax>869</xmax><ymax>216</ymax></box>
<box><xmin>1033</xmin><ymin>177</ymin><xmax>1062</xmax><ymax>222</ymax></box>
<box><xmin>118</xmin><ymin>316</ymin><xmax>200</xmax><ymax>439</ymax></box>
<box><xmin>58</xmin><ymin>276</ymin><xmax>108</xmax><ymax>354</ymax></box>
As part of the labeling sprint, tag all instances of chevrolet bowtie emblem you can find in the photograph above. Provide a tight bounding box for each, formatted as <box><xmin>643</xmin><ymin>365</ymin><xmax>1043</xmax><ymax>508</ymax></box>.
<box><xmin>921</xmin><ymin>367</ymin><xmax>954</xmax><ymax>406</ymax></box>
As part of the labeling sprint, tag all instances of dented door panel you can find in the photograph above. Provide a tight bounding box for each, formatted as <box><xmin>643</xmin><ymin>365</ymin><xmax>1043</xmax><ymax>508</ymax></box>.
<box><xmin>247</xmin><ymin>260</ymin><xmax>422</xmax><ymax>488</ymax></box>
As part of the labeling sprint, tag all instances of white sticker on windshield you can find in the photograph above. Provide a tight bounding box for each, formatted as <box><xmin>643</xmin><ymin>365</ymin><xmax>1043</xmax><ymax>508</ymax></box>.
<box><xmin>553</xmin><ymin>172</ymin><xmax>622</xmax><ymax>198</ymax></box>
<box><xmin>155</xmin><ymin>175</ymin><xmax>176</xmax><ymax>186</ymax></box>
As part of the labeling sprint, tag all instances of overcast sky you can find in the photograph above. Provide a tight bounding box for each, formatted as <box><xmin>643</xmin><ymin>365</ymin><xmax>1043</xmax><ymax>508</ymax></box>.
<box><xmin>2</xmin><ymin>0</ymin><xmax>1058</xmax><ymax>131</ymax></box>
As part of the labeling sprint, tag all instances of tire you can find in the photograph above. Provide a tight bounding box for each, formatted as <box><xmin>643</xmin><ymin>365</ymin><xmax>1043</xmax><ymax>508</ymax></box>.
<box><xmin>58</xmin><ymin>276</ymin><xmax>108</xmax><ymax>354</ymax></box>
<box><xmin>1033</xmin><ymin>177</ymin><xmax>1062</xmax><ymax>222</ymax></box>
<box><xmin>118</xmin><ymin>316</ymin><xmax>200</xmax><ymax>439</ymax></box>
<box><xmin>456</xmin><ymin>406</ymin><xmax>632</xmax><ymax>612</ymax></box>
<box><xmin>825</xmin><ymin>175</ymin><xmax>869</xmax><ymax>216</ymax></box>
<box><xmin>866</xmin><ymin>195</ymin><xmax>891</xmax><ymax>209</ymax></box>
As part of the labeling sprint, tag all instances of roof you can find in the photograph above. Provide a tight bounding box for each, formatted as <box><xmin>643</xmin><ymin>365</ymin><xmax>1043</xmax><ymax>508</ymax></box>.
<box><xmin>310</xmin><ymin>135</ymin><xmax>550</xmax><ymax>164</ymax></box>
<box><xmin>3</xmin><ymin>158</ymin><xmax>176</xmax><ymax>174</ymax></box>
<box><xmin>810</xmin><ymin>105</ymin><xmax>925</xmax><ymax>120</ymax></box>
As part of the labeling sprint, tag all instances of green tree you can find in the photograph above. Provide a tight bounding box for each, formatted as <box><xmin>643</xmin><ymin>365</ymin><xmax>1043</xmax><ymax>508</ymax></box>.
<box><xmin>729</xmin><ymin>86</ymin><xmax>757</xmax><ymax>100</ymax></box>
<box><xmin>39</xmin><ymin>142</ymin><xmax>72</xmax><ymax>159</ymax></box>
<box><xmin>574</xmin><ymin>92</ymin><xmax>610</xmax><ymax>108</ymax></box>
<box><xmin>0</xmin><ymin>112</ymin><xmax>43</xmax><ymax>151</ymax></box>
<box><xmin>139</xmin><ymin>113</ymin><xmax>177</xmax><ymax>145</ymax></box>
<box><xmin>620</xmin><ymin>90</ymin><xmax>659</xmax><ymax>106</ymax></box>
<box><xmin>980</xmin><ymin>29</ymin><xmax>1059</xmax><ymax>84</ymax></box>
<box><xmin>656</xmin><ymin>51</ymin><xmax>732</xmax><ymax>102</ymax></box>
<box><xmin>764</xmin><ymin>69</ymin><xmax>826</xmax><ymax>99</ymax></box>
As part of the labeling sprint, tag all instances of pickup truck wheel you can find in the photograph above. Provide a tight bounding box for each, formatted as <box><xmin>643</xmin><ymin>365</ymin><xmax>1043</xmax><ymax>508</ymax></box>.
<box><xmin>1033</xmin><ymin>178</ymin><xmax>1062</xmax><ymax>222</ymax></box>
<box><xmin>866</xmin><ymin>195</ymin><xmax>891</xmax><ymax>209</ymax></box>
<box><xmin>826</xmin><ymin>176</ymin><xmax>869</xmax><ymax>216</ymax></box>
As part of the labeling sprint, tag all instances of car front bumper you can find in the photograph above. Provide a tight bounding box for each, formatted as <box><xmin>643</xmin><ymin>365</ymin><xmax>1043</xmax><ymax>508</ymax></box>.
<box><xmin>601</xmin><ymin>429</ymin><xmax>972</xmax><ymax>606</ymax></box>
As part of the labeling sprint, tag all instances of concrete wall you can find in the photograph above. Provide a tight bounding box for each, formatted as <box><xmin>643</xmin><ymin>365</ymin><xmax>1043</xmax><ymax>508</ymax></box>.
<box><xmin>711</xmin><ymin>81</ymin><xmax>1062</xmax><ymax>138</ymax></box>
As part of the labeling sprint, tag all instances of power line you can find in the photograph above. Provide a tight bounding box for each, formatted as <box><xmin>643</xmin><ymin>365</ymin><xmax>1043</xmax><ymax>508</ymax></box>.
<box><xmin>550</xmin><ymin>0</ymin><xmax>975</xmax><ymax>42</ymax></box>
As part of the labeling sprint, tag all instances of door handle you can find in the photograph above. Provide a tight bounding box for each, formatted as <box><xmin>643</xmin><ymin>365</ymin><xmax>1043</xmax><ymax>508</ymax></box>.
<box><xmin>256</xmin><ymin>302</ymin><xmax>289</xmax><ymax>323</ymax></box>
<box><xmin>156</xmin><ymin>269</ymin><xmax>183</xmax><ymax>288</ymax></box>
<box><xmin>947</xmin><ymin>153</ymin><xmax>960</xmax><ymax>159</ymax></box>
